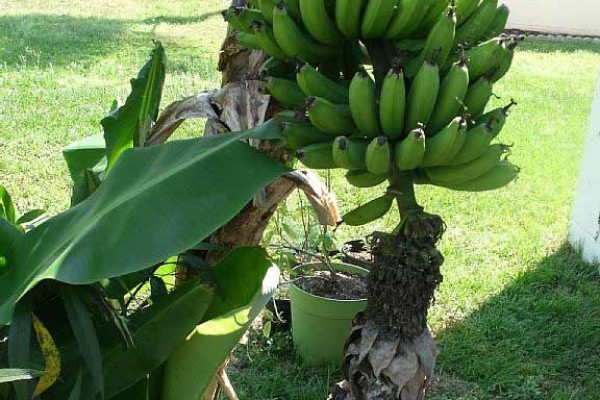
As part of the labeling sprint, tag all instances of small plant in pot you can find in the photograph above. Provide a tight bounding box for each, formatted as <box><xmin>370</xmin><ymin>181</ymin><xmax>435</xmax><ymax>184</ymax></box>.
<box><xmin>265</xmin><ymin>200</ymin><xmax>371</xmax><ymax>366</ymax></box>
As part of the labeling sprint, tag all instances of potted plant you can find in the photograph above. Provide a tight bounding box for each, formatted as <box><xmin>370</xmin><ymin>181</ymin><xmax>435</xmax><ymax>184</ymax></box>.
<box><xmin>265</xmin><ymin>201</ymin><xmax>372</xmax><ymax>365</ymax></box>
<box><xmin>289</xmin><ymin>257</ymin><xmax>368</xmax><ymax>366</ymax></box>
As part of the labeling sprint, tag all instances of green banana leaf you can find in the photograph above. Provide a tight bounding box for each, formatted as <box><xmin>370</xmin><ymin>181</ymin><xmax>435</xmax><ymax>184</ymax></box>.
<box><xmin>60</xmin><ymin>287</ymin><xmax>104</xmax><ymax>398</ymax></box>
<box><xmin>0</xmin><ymin>219</ymin><xmax>22</xmax><ymax>265</ymax></box>
<box><xmin>0</xmin><ymin>120</ymin><xmax>288</xmax><ymax>325</ymax></box>
<box><xmin>0</xmin><ymin>368</ymin><xmax>43</xmax><ymax>383</ymax></box>
<box><xmin>0</xmin><ymin>185</ymin><xmax>16</xmax><ymax>224</ymax></box>
<box><xmin>162</xmin><ymin>247</ymin><xmax>280</xmax><ymax>400</ymax></box>
<box><xmin>43</xmin><ymin>280</ymin><xmax>215</xmax><ymax>400</ymax></box>
<box><xmin>8</xmin><ymin>297</ymin><xmax>34</xmax><ymax>400</ymax></box>
<box><xmin>62</xmin><ymin>134</ymin><xmax>106</xmax><ymax>182</ymax></box>
<box><xmin>102</xmin><ymin>43</ymin><xmax>166</xmax><ymax>173</ymax></box>
<box><xmin>99</xmin><ymin>281</ymin><xmax>215</xmax><ymax>399</ymax></box>
<box><xmin>66</xmin><ymin>372</ymin><xmax>82</xmax><ymax>400</ymax></box>
<box><xmin>71</xmin><ymin>168</ymin><xmax>103</xmax><ymax>207</ymax></box>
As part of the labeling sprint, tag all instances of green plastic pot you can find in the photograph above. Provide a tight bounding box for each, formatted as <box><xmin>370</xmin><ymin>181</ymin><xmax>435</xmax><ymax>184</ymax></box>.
<box><xmin>290</xmin><ymin>262</ymin><xmax>368</xmax><ymax>366</ymax></box>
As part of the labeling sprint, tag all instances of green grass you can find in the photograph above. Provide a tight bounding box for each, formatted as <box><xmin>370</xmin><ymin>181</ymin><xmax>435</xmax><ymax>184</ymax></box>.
<box><xmin>0</xmin><ymin>0</ymin><xmax>229</xmax><ymax>213</ymax></box>
<box><xmin>2</xmin><ymin>1</ymin><xmax>600</xmax><ymax>399</ymax></box>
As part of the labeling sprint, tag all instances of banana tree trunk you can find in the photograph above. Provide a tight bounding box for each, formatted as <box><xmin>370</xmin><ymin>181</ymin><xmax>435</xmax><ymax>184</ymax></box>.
<box><xmin>166</xmin><ymin>4</ymin><xmax>337</xmax><ymax>398</ymax></box>
<box><xmin>332</xmin><ymin>177</ymin><xmax>446</xmax><ymax>400</ymax></box>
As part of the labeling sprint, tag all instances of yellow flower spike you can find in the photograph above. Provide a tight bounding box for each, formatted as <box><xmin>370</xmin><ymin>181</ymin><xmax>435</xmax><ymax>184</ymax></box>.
<box><xmin>32</xmin><ymin>313</ymin><xmax>61</xmax><ymax>396</ymax></box>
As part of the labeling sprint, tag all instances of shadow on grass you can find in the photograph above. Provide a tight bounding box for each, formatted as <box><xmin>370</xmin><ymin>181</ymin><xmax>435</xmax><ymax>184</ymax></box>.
<box><xmin>140</xmin><ymin>10</ymin><xmax>224</xmax><ymax>25</ymax></box>
<box><xmin>434</xmin><ymin>243</ymin><xmax>600</xmax><ymax>399</ymax></box>
<box><xmin>0</xmin><ymin>14</ymin><xmax>127</xmax><ymax>68</ymax></box>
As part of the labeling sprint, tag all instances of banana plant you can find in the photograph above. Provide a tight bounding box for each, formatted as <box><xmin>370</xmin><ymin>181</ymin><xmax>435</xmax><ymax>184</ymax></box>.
<box><xmin>0</xmin><ymin>44</ymin><xmax>289</xmax><ymax>400</ymax></box>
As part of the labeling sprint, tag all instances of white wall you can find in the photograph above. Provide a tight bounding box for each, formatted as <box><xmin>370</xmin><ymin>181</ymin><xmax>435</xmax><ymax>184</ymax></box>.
<box><xmin>503</xmin><ymin>0</ymin><xmax>600</xmax><ymax>37</ymax></box>
<box><xmin>569</xmin><ymin>72</ymin><xmax>600</xmax><ymax>265</ymax></box>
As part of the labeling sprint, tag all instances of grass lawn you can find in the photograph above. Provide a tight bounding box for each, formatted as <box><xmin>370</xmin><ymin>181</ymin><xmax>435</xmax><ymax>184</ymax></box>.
<box><xmin>1</xmin><ymin>1</ymin><xmax>600</xmax><ymax>399</ymax></box>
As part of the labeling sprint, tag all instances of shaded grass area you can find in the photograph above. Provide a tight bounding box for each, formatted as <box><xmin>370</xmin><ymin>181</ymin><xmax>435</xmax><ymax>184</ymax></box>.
<box><xmin>223</xmin><ymin>244</ymin><xmax>600</xmax><ymax>399</ymax></box>
<box><xmin>1</xmin><ymin>0</ymin><xmax>600</xmax><ymax>398</ymax></box>
<box><xmin>434</xmin><ymin>244</ymin><xmax>600</xmax><ymax>399</ymax></box>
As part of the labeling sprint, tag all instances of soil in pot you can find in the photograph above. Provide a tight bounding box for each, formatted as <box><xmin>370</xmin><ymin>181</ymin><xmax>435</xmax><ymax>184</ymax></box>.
<box><xmin>295</xmin><ymin>270</ymin><xmax>367</xmax><ymax>300</ymax></box>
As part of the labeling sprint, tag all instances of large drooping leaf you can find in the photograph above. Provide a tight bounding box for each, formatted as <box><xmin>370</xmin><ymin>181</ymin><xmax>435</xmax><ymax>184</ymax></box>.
<box><xmin>99</xmin><ymin>281</ymin><xmax>215</xmax><ymax>399</ymax></box>
<box><xmin>0</xmin><ymin>120</ymin><xmax>288</xmax><ymax>325</ymax></box>
<box><xmin>102</xmin><ymin>43</ymin><xmax>166</xmax><ymax>174</ymax></box>
<box><xmin>43</xmin><ymin>280</ymin><xmax>215</xmax><ymax>400</ymax></box>
<box><xmin>161</xmin><ymin>247</ymin><xmax>280</xmax><ymax>400</ymax></box>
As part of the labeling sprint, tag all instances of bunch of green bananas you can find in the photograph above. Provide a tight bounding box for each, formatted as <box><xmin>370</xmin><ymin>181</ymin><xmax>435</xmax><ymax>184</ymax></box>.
<box><xmin>228</xmin><ymin>0</ymin><xmax>521</xmax><ymax>226</ymax></box>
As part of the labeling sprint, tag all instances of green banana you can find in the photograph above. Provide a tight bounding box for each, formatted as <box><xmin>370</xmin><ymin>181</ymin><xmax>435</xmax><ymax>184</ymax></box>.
<box><xmin>455</xmin><ymin>0</ymin><xmax>480</xmax><ymax>25</ymax></box>
<box><xmin>247</xmin><ymin>0</ymin><xmax>260</xmax><ymax>7</ymax></box>
<box><xmin>343</xmin><ymin>195</ymin><xmax>394</xmax><ymax>226</ymax></box>
<box><xmin>332</xmin><ymin>136</ymin><xmax>369</xmax><ymax>169</ymax></box>
<box><xmin>228</xmin><ymin>7</ymin><xmax>268</xmax><ymax>33</ymax></box>
<box><xmin>476</xmin><ymin>99</ymin><xmax>516</xmax><ymax>138</ymax></box>
<box><xmin>296</xmin><ymin>64</ymin><xmax>350</xmax><ymax>104</ymax></box>
<box><xmin>384</xmin><ymin>0</ymin><xmax>431</xmax><ymax>39</ymax></box>
<box><xmin>445</xmin><ymin>117</ymin><xmax>468</xmax><ymax>162</ymax></box>
<box><xmin>252</xmin><ymin>21</ymin><xmax>290</xmax><ymax>61</ymax></box>
<box><xmin>259</xmin><ymin>57</ymin><xmax>297</xmax><ymax>79</ymax></box>
<box><xmin>482</xmin><ymin>4</ymin><xmax>510</xmax><ymax>40</ymax></box>
<box><xmin>425</xmin><ymin>143</ymin><xmax>507</xmax><ymax>185</ymax></box>
<box><xmin>365</xmin><ymin>136</ymin><xmax>392</xmax><ymax>175</ymax></box>
<box><xmin>349</xmin><ymin>70</ymin><xmax>380</xmax><ymax>138</ymax></box>
<box><xmin>405</xmin><ymin>60</ymin><xmax>440</xmax><ymax>134</ymax></box>
<box><xmin>335</xmin><ymin>0</ymin><xmax>367</xmax><ymax>38</ymax></box>
<box><xmin>464</xmin><ymin>76</ymin><xmax>493</xmax><ymax>119</ymax></box>
<box><xmin>395</xmin><ymin>127</ymin><xmax>426</xmax><ymax>171</ymax></box>
<box><xmin>284</xmin><ymin>0</ymin><xmax>302</xmax><ymax>20</ymax></box>
<box><xmin>281</xmin><ymin>122</ymin><xmax>333</xmax><ymax>150</ymax></box>
<box><xmin>299</xmin><ymin>0</ymin><xmax>344</xmax><ymax>44</ymax></box>
<box><xmin>306</xmin><ymin>97</ymin><xmax>356</xmax><ymax>135</ymax></box>
<box><xmin>345</xmin><ymin>169</ymin><xmax>389</xmax><ymax>188</ymax></box>
<box><xmin>490</xmin><ymin>37</ymin><xmax>520</xmax><ymax>82</ymax></box>
<box><xmin>441</xmin><ymin>159</ymin><xmax>518</xmax><ymax>191</ymax></box>
<box><xmin>361</xmin><ymin>0</ymin><xmax>398</xmax><ymax>39</ymax></box>
<box><xmin>447</xmin><ymin>122</ymin><xmax>493</xmax><ymax>165</ymax></box>
<box><xmin>454</xmin><ymin>0</ymin><xmax>498</xmax><ymax>48</ymax></box>
<box><xmin>405</xmin><ymin>4</ymin><xmax>457</xmax><ymax>78</ymax></box>
<box><xmin>264</xmin><ymin>77</ymin><xmax>307</xmax><ymax>108</ymax></box>
<box><xmin>379</xmin><ymin>64</ymin><xmax>406</xmax><ymax>140</ymax></box>
<box><xmin>466</xmin><ymin>37</ymin><xmax>504</xmax><ymax>82</ymax></box>
<box><xmin>224</xmin><ymin>7</ymin><xmax>250</xmax><ymax>33</ymax></box>
<box><xmin>275</xmin><ymin>110</ymin><xmax>307</xmax><ymax>124</ymax></box>
<box><xmin>428</xmin><ymin>56</ymin><xmax>470</xmax><ymax>133</ymax></box>
<box><xmin>258</xmin><ymin>0</ymin><xmax>277</xmax><ymax>23</ymax></box>
<box><xmin>272</xmin><ymin>3</ymin><xmax>336</xmax><ymax>64</ymax></box>
<box><xmin>421</xmin><ymin>117</ymin><xmax>463</xmax><ymax>167</ymax></box>
<box><xmin>295</xmin><ymin>142</ymin><xmax>337</xmax><ymax>169</ymax></box>
<box><xmin>235</xmin><ymin>32</ymin><xmax>261</xmax><ymax>50</ymax></box>
<box><xmin>413</xmin><ymin>0</ymin><xmax>450</xmax><ymax>37</ymax></box>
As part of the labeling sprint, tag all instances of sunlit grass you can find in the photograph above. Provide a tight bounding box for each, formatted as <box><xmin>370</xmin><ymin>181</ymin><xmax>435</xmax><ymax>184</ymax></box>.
<box><xmin>1</xmin><ymin>0</ymin><xmax>600</xmax><ymax>397</ymax></box>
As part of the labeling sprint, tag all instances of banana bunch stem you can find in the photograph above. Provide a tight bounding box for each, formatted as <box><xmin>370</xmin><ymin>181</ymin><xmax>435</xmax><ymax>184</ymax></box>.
<box><xmin>387</xmin><ymin>168</ymin><xmax>446</xmax><ymax>247</ymax></box>
<box><xmin>363</xmin><ymin>40</ymin><xmax>396</xmax><ymax>96</ymax></box>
